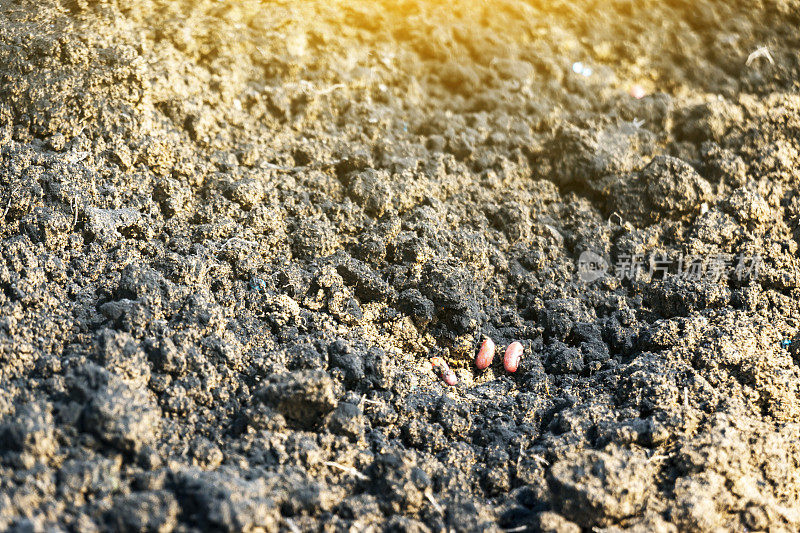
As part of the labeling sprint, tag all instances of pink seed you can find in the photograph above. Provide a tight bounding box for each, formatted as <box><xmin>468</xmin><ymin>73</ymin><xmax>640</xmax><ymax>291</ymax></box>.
<box><xmin>475</xmin><ymin>337</ymin><xmax>496</xmax><ymax>370</ymax></box>
<box><xmin>504</xmin><ymin>342</ymin><xmax>523</xmax><ymax>373</ymax></box>
<box><xmin>431</xmin><ymin>357</ymin><xmax>458</xmax><ymax>386</ymax></box>
<box><xmin>629</xmin><ymin>84</ymin><xmax>646</xmax><ymax>99</ymax></box>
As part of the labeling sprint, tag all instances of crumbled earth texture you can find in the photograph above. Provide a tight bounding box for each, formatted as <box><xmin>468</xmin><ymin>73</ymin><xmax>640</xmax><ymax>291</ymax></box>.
<box><xmin>1</xmin><ymin>0</ymin><xmax>800</xmax><ymax>531</ymax></box>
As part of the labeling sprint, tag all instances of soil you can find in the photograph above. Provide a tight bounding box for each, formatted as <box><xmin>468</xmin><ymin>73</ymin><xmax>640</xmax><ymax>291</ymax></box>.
<box><xmin>1</xmin><ymin>0</ymin><xmax>800</xmax><ymax>531</ymax></box>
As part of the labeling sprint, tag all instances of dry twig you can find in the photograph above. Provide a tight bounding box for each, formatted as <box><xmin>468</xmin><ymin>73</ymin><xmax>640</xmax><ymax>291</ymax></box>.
<box><xmin>322</xmin><ymin>461</ymin><xmax>368</xmax><ymax>480</ymax></box>
<box><xmin>746</xmin><ymin>46</ymin><xmax>774</xmax><ymax>66</ymax></box>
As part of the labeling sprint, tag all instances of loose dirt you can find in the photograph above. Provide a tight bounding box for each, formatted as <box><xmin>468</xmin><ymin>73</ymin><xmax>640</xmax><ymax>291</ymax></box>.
<box><xmin>1</xmin><ymin>0</ymin><xmax>800</xmax><ymax>531</ymax></box>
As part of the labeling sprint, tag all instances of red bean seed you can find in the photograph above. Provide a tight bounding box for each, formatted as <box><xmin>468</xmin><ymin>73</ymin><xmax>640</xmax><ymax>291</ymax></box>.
<box><xmin>475</xmin><ymin>337</ymin><xmax>495</xmax><ymax>370</ymax></box>
<box><xmin>504</xmin><ymin>341</ymin><xmax>523</xmax><ymax>373</ymax></box>
<box><xmin>431</xmin><ymin>357</ymin><xmax>458</xmax><ymax>386</ymax></box>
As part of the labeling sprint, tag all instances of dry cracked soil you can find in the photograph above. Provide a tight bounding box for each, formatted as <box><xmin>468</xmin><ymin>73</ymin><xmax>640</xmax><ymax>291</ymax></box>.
<box><xmin>1</xmin><ymin>0</ymin><xmax>800</xmax><ymax>531</ymax></box>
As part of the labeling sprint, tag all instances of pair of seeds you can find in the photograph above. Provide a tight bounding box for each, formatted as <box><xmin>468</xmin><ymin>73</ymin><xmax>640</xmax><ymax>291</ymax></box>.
<box><xmin>431</xmin><ymin>338</ymin><xmax>523</xmax><ymax>386</ymax></box>
<box><xmin>476</xmin><ymin>338</ymin><xmax>522</xmax><ymax>373</ymax></box>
